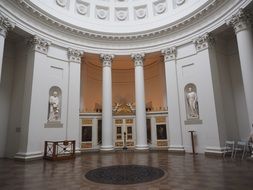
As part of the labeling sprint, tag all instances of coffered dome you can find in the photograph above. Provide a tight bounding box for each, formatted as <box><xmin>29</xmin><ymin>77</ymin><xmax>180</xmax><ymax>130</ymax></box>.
<box><xmin>29</xmin><ymin>0</ymin><xmax>210</xmax><ymax>34</ymax></box>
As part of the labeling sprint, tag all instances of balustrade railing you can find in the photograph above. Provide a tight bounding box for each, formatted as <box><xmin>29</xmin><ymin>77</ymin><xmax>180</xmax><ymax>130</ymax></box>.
<box><xmin>44</xmin><ymin>140</ymin><xmax>75</xmax><ymax>160</ymax></box>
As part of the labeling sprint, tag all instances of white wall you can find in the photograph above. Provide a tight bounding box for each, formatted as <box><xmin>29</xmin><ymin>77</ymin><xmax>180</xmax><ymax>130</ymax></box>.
<box><xmin>5</xmin><ymin>40</ymin><xmax>27</xmax><ymax>158</ymax></box>
<box><xmin>176</xmin><ymin>43</ymin><xmax>223</xmax><ymax>153</ymax></box>
<box><xmin>214</xmin><ymin>36</ymin><xmax>240</xmax><ymax>142</ymax></box>
<box><xmin>11</xmin><ymin>43</ymin><xmax>81</xmax><ymax>159</ymax></box>
<box><xmin>0</xmin><ymin>39</ymin><xmax>15</xmax><ymax>157</ymax></box>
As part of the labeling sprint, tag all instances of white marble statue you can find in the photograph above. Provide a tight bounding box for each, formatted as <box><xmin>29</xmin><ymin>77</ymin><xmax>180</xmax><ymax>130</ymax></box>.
<box><xmin>186</xmin><ymin>87</ymin><xmax>199</xmax><ymax>118</ymax></box>
<box><xmin>48</xmin><ymin>91</ymin><xmax>60</xmax><ymax>121</ymax></box>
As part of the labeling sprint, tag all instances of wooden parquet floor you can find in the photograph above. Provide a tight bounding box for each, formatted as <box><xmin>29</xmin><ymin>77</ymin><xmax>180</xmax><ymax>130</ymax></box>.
<box><xmin>0</xmin><ymin>151</ymin><xmax>253</xmax><ymax>190</ymax></box>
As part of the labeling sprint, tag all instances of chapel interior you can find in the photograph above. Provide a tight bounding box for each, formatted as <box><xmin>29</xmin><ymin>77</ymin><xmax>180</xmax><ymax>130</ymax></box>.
<box><xmin>0</xmin><ymin>0</ymin><xmax>253</xmax><ymax>189</ymax></box>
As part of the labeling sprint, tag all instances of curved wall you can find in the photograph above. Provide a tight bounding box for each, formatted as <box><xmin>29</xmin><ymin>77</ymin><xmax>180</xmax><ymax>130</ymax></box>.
<box><xmin>81</xmin><ymin>60</ymin><xmax>167</xmax><ymax>112</ymax></box>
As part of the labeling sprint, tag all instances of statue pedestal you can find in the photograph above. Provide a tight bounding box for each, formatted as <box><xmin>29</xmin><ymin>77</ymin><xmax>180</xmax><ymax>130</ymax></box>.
<box><xmin>184</xmin><ymin>119</ymin><xmax>202</xmax><ymax>125</ymax></box>
<box><xmin>44</xmin><ymin>121</ymin><xmax>63</xmax><ymax>128</ymax></box>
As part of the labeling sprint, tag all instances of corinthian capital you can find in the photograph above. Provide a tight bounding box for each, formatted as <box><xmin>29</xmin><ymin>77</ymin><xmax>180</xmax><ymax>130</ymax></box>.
<box><xmin>161</xmin><ymin>47</ymin><xmax>177</xmax><ymax>61</ymax></box>
<box><xmin>131</xmin><ymin>53</ymin><xmax>145</xmax><ymax>67</ymax></box>
<box><xmin>193</xmin><ymin>33</ymin><xmax>214</xmax><ymax>52</ymax></box>
<box><xmin>226</xmin><ymin>9</ymin><xmax>251</xmax><ymax>34</ymax></box>
<box><xmin>100</xmin><ymin>54</ymin><xmax>114</xmax><ymax>67</ymax></box>
<box><xmin>68</xmin><ymin>48</ymin><xmax>83</xmax><ymax>63</ymax></box>
<box><xmin>0</xmin><ymin>14</ymin><xmax>15</xmax><ymax>37</ymax></box>
<box><xmin>27</xmin><ymin>35</ymin><xmax>51</xmax><ymax>54</ymax></box>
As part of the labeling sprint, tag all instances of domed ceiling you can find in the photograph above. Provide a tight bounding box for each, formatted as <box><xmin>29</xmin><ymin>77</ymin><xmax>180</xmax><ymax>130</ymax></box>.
<box><xmin>3</xmin><ymin>0</ymin><xmax>249</xmax><ymax>53</ymax></box>
<box><xmin>29</xmin><ymin>0</ymin><xmax>210</xmax><ymax>34</ymax></box>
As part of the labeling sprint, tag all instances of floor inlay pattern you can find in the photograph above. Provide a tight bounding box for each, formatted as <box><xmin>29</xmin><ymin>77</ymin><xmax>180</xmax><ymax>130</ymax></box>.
<box><xmin>85</xmin><ymin>165</ymin><xmax>165</xmax><ymax>185</ymax></box>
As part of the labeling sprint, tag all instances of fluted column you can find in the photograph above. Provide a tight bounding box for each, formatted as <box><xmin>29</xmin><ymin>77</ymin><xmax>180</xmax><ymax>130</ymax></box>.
<box><xmin>162</xmin><ymin>47</ymin><xmax>184</xmax><ymax>152</ymax></box>
<box><xmin>131</xmin><ymin>53</ymin><xmax>148</xmax><ymax>150</ymax></box>
<box><xmin>227</xmin><ymin>9</ymin><xmax>253</xmax><ymax>132</ymax></box>
<box><xmin>0</xmin><ymin>14</ymin><xmax>15</xmax><ymax>82</ymax></box>
<box><xmin>100</xmin><ymin>54</ymin><xmax>114</xmax><ymax>151</ymax></box>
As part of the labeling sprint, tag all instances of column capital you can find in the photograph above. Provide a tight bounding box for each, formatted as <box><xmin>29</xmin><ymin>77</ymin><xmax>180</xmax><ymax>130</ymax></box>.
<box><xmin>131</xmin><ymin>53</ymin><xmax>145</xmax><ymax>67</ymax></box>
<box><xmin>100</xmin><ymin>54</ymin><xmax>114</xmax><ymax>67</ymax></box>
<box><xmin>193</xmin><ymin>33</ymin><xmax>214</xmax><ymax>52</ymax></box>
<box><xmin>0</xmin><ymin>14</ymin><xmax>15</xmax><ymax>37</ymax></box>
<box><xmin>68</xmin><ymin>48</ymin><xmax>83</xmax><ymax>63</ymax></box>
<box><xmin>27</xmin><ymin>35</ymin><xmax>51</xmax><ymax>54</ymax></box>
<box><xmin>226</xmin><ymin>9</ymin><xmax>251</xmax><ymax>34</ymax></box>
<box><xmin>161</xmin><ymin>47</ymin><xmax>177</xmax><ymax>62</ymax></box>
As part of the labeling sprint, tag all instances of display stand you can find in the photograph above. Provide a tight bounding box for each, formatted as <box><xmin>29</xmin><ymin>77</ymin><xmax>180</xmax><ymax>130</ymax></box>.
<box><xmin>188</xmin><ymin>131</ymin><xmax>197</xmax><ymax>155</ymax></box>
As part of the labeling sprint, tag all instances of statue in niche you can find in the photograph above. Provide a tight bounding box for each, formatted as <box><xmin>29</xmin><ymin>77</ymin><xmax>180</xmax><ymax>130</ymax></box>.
<box><xmin>185</xmin><ymin>84</ymin><xmax>199</xmax><ymax>119</ymax></box>
<box><xmin>48</xmin><ymin>91</ymin><xmax>60</xmax><ymax>122</ymax></box>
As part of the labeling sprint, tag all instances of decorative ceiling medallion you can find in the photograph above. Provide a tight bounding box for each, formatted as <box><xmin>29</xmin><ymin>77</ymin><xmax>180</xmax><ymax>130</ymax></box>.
<box><xmin>77</xmin><ymin>4</ymin><xmax>88</xmax><ymax>15</ymax></box>
<box><xmin>116</xmin><ymin>10</ymin><xmax>127</xmax><ymax>21</ymax></box>
<box><xmin>56</xmin><ymin>0</ymin><xmax>67</xmax><ymax>7</ymax></box>
<box><xmin>155</xmin><ymin>3</ymin><xmax>166</xmax><ymax>14</ymax></box>
<box><xmin>136</xmin><ymin>8</ymin><xmax>146</xmax><ymax>19</ymax></box>
<box><xmin>176</xmin><ymin>0</ymin><xmax>185</xmax><ymax>6</ymax></box>
<box><xmin>97</xmin><ymin>9</ymin><xmax>108</xmax><ymax>19</ymax></box>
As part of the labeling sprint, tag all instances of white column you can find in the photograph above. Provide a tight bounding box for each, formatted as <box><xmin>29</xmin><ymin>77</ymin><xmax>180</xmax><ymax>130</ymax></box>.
<box><xmin>162</xmin><ymin>47</ymin><xmax>184</xmax><ymax>152</ymax></box>
<box><xmin>67</xmin><ymin>48</ymin><xmax>83</xmax><ymax>153</ymax></box>
<box><xmin>100</xmin><ymin>54</ymin><xmax>114</xmax><ymax>151</ymax></box>
<box><xmin>92</xmin><ymin>118</ymin><xmax>98</xmax><ymax>149</ymax></box>
<box><xmin>228</xmin><ymin>9</ymin><xmax>253</xmax><ymax>132</ymax></box>
<box><xmin>131</xmin><ymin>53</ymin><xmax>148</xmax><ymax>150</ymax></box>
<box><xmin>150</xmin><ymin>117</ymin><xmax>157</xmax><ymax>148</ymax></box>
<box><xmin>0</xmin><ymin>15</ymin><xmax>15</xmax><ymax>83</ymax></box>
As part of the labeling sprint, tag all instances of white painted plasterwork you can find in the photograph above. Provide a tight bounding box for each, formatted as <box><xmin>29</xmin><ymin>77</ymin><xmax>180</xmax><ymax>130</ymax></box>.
<box><xmin>0</xmin><ymin>13</ymin><xmax>15</xmax><ymax>37</ymax></box>
<box><xmin>193</xmin><ymin>33</ymin><xmax>215</xmax><ymax>52</ymax></box>
<box><xmin>0</xmin><ymin>0</ymin><xmax>251</xmax><ymax>54</ymax></box>
<box><xmin>162</xmin><ymin>47</ymin><xmax>177</xmax><ymax>61</ymax></box>
<box><xmin>67</xmin><ymin>48</ymin><xmax>83</xmax><ymax>63</ymax></box>
<box><xmin>27</xmin><ymin>35</ymin><xmax>51</xmax><ymax>54</ymax></box>
<box><xmin>226</xmin><ymin>9</ymin><xmax>252</xmax><ymax>34</ymax></box>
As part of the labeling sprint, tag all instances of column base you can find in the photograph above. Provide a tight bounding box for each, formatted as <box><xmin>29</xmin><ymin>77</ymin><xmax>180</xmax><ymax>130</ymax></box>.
<box><xmin>205</xmin><ymin>146</ymin><xmax>223</xmax><ymax>157</ymax></box>
<box><xmin>168</xmin><ymin>145</ymin><xmax>185</xmax><ymax>153</ymax></box>
<box><xmin>75</xmin><ymin>147</ymin><xmax>81</xmax><ymax>155</ymax></box>
<box><xmin>135</xmin><ymin>144</ymin><xmax>149</xmax><ymax>150</ymax></box>
<box><xmin>100</xmin><ymin>145</ymin><xmax>114</xmax><ymax>151</ymax></box>
<box><xmin>14</xmin><ymin>151</ymin><xmax>43</xmax><ymax>161</ymax></box>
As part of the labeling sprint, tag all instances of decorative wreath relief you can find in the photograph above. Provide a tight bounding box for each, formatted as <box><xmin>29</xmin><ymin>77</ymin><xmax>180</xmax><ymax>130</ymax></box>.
<box><xmin>56</xmin><ymin>0</ymin><xmax>67</xmax><ymax>7</ymax></box>
<box><xmin>116</xmin><ymin>10</ymin><xmax>127</xmax><ymax>21</ymax></box>
<box><xmin>176</xmin><ymin>0</ymin><xmax>185</xmax><ymax>6</ymax></box>
<box><xmin>136</xmin><ymin>8</ymin><xmax>146</xmax><ymax>19</ymax></box>
<box><xmin>155</xmin><ymin>3</ymin><xmax>166</xmax><ymax>14</ymax></box>
<box><xmin>97</xmin><ymin>9</ymin><xmax>108</xmax><ymax>19</ymax></box>
<box><xmin>77</xmin><ymin>4</ymin><xmax>88</xmax><ymax>15</ymax></box>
